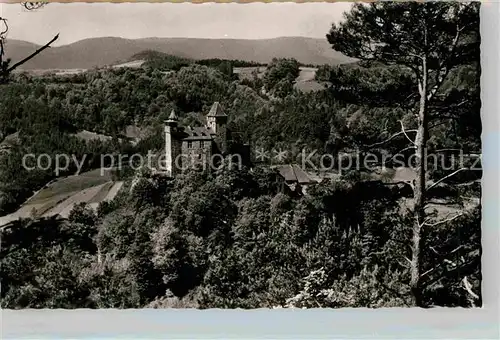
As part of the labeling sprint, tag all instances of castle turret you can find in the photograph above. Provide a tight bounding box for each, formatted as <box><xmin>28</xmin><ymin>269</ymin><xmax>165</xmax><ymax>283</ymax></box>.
<box><xmin>206</xmin><ymin>102</ymin><xmax>228</xmax><ymax>153</ymax></box>
<box><xmin>165</xmin><ymin>110</ymin><xmax>179</xmax><ymax>176</ymax></box>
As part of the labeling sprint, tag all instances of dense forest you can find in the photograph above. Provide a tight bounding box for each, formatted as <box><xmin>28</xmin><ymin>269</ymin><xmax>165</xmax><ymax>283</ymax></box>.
<box><xmin>1</xmin><ymin>2</ymin><xmax>481</xmax><ymax>308</ymax></box>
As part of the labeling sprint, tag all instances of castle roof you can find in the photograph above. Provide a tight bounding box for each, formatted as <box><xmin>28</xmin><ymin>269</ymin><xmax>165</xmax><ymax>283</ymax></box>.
<box><xmin>207</xmin><ymin>102</ymin><xmax>227</xmax><ymax>117</ymax></box>
<box><xmin>167</xmin><ymin>110</ymin><xmax>178</xmax><ymax>121</ymax></box>
<box><xmin>181</xmin><ymin>126</ymin><xmax>214</xmax><ymax>141</ymax></box>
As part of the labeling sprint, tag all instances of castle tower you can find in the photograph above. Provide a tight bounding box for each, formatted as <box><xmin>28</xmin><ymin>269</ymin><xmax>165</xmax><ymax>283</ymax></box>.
<box><xmin>206</xmin><ymin>102</ymin><xmax>228</xmax><ymax>153</ymax></box>
<box><xmin>165</xmin><ymin>110</ymin><xmax>179</xmax><ymax>176</ymax></box>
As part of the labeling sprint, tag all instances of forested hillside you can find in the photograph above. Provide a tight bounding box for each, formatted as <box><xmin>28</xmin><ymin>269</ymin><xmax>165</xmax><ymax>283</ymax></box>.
<box><xmin>0</xmin><ymin>2</ymin><xmax>481</xmax><ymax>309</ymax></box>
<box><xmin>5</xmin><ymin>36</ymin><xmax>355</xmax><ymax>70</ymax></box>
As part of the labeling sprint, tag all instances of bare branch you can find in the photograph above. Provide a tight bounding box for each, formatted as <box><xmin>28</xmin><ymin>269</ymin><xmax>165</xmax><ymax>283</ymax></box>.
<box><xmin>456</xmin><ymin>180</ymin><xmax>481</xmax><ymax>187</ymax></box>
<box><xmin>430</xmin><ymin>245</ymin><xmax>464</xmax><ymax>257</ymax></box>
<box><xmin>423</xmin><ymin>212</ymin><xmax>463</xmax><ymax>227</ymax></box>
<box><xmin>421</xmin><ymin>259</ymin><xmax>457</xmax><ymax>279</ymax></box>
<box><xmin>395</xmin><ymin>259</ymin><xmax>409</xmax><ymax>269</ymax></box>
<box><xmin>400</xmin><ymin>93</ymin><xmax>420</xmax><ymax>110</ymax></box>
<box><xmin>462</xmin><ymin>276</ymin><xmax>479</xmax><ymax>300</ymax></box>
<box><xmin>0</xmin><ymin>17</ymin><xmax>8</xmax><ymax>37</ymax></box>
<box><xmin>429</xmin><ymin>246</ymin><xmax>440</xmax><ymax>255</ymax></box>
<box><xmin>429</xmin><ymin>99</ymin><xmax>469</xmax><ymax>116</ymax></box>
<box><xmin>421</xmin><ymin>245</ymin><xmax>469</xmax><ymax>280</ymax></box>
<box><xmin>420</xmin><ymin>267</ymin><xmax>435</xmax><ymax>278</ymax></box>
<box><xmin>6</xmin><ymin>33</ymin><xmax>59</xmax><ymax>73</ymax></box>
<box><xmin>428</xmin><ymin>120</ymin><xmax>452</xmax><ymax>130</ymax></box>
<box><xmin>427</xmin><ymin>167</ymin><xmax>467</xmax><ymax>191</ymax></box>
<box><xmin>422</xmin><ymin>255</ymin><xmax>479</xmax><ymax>289</ymax></box>
<box><xmin>366</xmin><ymin>129</ymin><xmax>417</xmax><ymax>148</ymax></box>
<box><xmin>398</xmin><ymin>120</ymin><xmax>416</xmax><ymax>145</ymax></box>
<box><xmin>1</xmin><ymin>18</ymin><xmax>9</xmax><ymax>69</ymax></box>
<box><xmin>403</xmin><ymin>256</ymin><xmax>412</xmax><ymax>265</ymax></box>
<box><xmin>434</xmin><ymin>148</ymin><xmax>463</xmax><ymax>153</ymax></box>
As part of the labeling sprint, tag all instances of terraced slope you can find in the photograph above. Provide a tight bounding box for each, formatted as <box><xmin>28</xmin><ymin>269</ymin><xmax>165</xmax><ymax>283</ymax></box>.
<box><xmin>0</xmin><ymin>169</ymin><xmax>124</xmax><ymax>226</ymax></box>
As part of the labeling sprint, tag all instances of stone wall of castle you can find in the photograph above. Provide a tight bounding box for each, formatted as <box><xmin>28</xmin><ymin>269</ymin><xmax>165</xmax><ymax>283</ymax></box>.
<box><xmin>181</xmin><ymin>140</ymin><xmax>213</xmax><ymax>169</ymax></box>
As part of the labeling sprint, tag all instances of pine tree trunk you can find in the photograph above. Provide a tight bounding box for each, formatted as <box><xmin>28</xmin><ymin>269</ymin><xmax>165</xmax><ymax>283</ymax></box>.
<box><xmin>410</xmin><ymin>56</ymin><xmax>429</xmax><ymax>307</ymax></box>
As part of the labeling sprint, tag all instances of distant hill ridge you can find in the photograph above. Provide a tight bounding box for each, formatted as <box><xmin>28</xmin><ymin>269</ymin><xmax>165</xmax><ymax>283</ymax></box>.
<box><xmin>5</xmin><ymin>36</ymin><xmax>355</xmax><ymax>70</ymax></box>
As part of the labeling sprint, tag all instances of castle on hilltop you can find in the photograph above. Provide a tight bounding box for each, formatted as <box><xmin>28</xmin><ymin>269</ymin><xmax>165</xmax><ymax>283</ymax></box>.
<box><xmin>163</xmin><ymin>102</ymin><xmax>249</xmax><ymax>176</ymax></box>
<box><xmin>160</xmin><ymin>102</ymin><xmax>318</xmax><ymax>196</ymax></box>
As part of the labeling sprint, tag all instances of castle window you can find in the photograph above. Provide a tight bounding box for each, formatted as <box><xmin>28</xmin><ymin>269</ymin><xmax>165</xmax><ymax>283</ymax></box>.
<box><xmin>187</xmin><ymin>141</ymin><xmax>193</xmax><ymax>149</ymax></box>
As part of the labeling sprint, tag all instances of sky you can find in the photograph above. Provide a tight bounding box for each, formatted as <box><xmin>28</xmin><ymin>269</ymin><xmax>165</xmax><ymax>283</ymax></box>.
<box><xmin>0</xmin><ymin>2</ymin><xmax>353</xmax><ymax>46</ymax></box>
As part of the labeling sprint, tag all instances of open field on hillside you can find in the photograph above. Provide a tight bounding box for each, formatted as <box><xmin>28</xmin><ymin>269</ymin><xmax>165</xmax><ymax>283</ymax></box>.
<box><xmin>233</xmin><ymin>66</ymin><xmax>325</xmax><ymax>93</ymax></box>
<box><xmin>233</xmin><ymin>66</ymin><xmax>267</xmax><ymax>79</ymax></box>
<box><xmin>112</xmin><ymin>60</ymin><xmax>145</xmax><ymax>69</ymax></box>
<box><xmin>28</xmin><ymin>169</ymin><xmax>112</xmax><ymax>203</ymax></box>
<box><xmin>71</xmin><ymin>125</ymin><xmax>150</xmax><ymax>145</ymax></box>
<box><xmin>0</xmin><ymin>169</ymin><xmax>123</xmax><ymax>226</ymax></box>
<box><xmin>72</xmin><ymin>130</ymin><xmax>113</xmax><ymax>143</ymax></box>
<box><xmin>294</xmin><ymin>67</ymin><xmax>326</xmax><ymax>93</ymax></box>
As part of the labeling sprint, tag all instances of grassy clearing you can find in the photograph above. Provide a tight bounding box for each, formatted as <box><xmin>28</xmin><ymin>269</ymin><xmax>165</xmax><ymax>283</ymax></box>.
<box><xmin>296</xmin><ymin>67</ymin><xmax>318</xmax><ymax>82</ymax></box>
<box><xmin>72</xmin><ymin>130</ymin><xmax>113</xmax><ymax>143</ymax></box>
<box><xmin>1</xmin><ymin>179</ymin><xmax>125</xmax><ymax>224</ymax></box>
<box><xmin>35</xmin><ymin>193</ymin><xmax>75</xmax><ymax>217</ymax></box>
<box><xmin>88</xmin><ymin>182</ymin><xmax>115</xmax><ymax>204</ymax></box>
<box><xmin>294</xmin><ymin>67</ymin><xmax>326</xmax><ymax>93</ymax></box>
<box><xmin>30</xmin><ymin>169</ymin><xmax>112</xmax><ymax>204</ymax></box>
<box><xmin>102</xmin><ymin>182</ymin><xmax>124</xmax><ymax>202</ymax></box>
<box><xmin>112</xmin><ymin>60</ymin><xmax>145</xmax><ymax>69</ymax></box>
<box><xmin>233</xmin><ymin>67</ymin><xmax>266</xmax><ymax>80</ymax></box>
<box><xmin>294</xmin><ymin>81</ymin><xmax>325</xmax><ymax>93</ymax></box>
<box><xmin>0</xmin><ymin>169</ymin><xmax>118</xmax><ymax>225</ymax></box>
<box><xmin>58</xmin><ymin>185</ymin><xmax>110</xmax><ymax>218</ymax></box>
<box><xmin>41</xmin><ymin>183</ymin><xmax>109</xmax><ymax>218</ymax></box>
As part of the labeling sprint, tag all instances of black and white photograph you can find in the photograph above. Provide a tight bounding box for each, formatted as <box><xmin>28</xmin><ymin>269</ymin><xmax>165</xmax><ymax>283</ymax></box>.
<box><xmin>0</xmin><ymin>1</ymin><xmax>482</xmax><ymax>310</ymax></box>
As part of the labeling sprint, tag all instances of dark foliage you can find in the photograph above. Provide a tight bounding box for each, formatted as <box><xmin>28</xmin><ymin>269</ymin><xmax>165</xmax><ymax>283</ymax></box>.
<box><xmin>0</xmin><ymin>2</ymin><xmax>481</xmax><ymax>309</ymax></box>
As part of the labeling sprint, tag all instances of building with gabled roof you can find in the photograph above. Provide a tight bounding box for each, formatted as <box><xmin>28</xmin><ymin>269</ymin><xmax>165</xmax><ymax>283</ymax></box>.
<box><xmin>272</xmin><ymin>164</ymin><xmax>318</xmax><ymax>195</ymax></box>
<box><xmin>162</xmin><ymin>102</ymin><xmax>244</xmax><ymax>176</ymax></box>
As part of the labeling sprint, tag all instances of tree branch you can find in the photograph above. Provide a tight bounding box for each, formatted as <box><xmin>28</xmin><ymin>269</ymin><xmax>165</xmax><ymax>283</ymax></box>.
<box><xmin>420</xmin><ymin>267</ymin><xmax>436</xmax><ymax>278</ymax></box>
<box><xmin>6</xmin><ymin>33</ymin><xmax>59</xmax><ymax>73</ymax></box>
<box><xmin>366</xmin><ymin>129</ymin><xmax>418</xmax><ymax>148</ymax></box>
<box><xmin>428</xmin><ymin>120</ymin><xmax>452</xmax><ymax>130</ymax></box>
<box><xmin>427</xmin><ymin>24</ymin><xmax>463</xmax><ymax>101</ymax></box>
<box><xmin>456</xmin><ymin>180</ymin><xmax>481</xmax><ymax>187</ymax></box>
<box><xmin>403</xmin><ymin>256</ymin><xmax>412</xmax><ymax>265</ymax></box>
<box><xmin>462</xmin><ymin>276</ymin><xmax>479</xmax><ymax>300</ymax></box>
<box><xmin>427</xmin><ymin>167</ymin><xmax>467</xmax><ymax>191</ymax></box>
<box><xmin>430</xmin><ymin>244</ymin><xmax>464</xmax><ymax>257</ymax></box>
<box><xmin>421</xmin><ymin>253</ymin><xmax>480</xmax><ymax>289</ymax></box>
<box><xmin>434</xmin><ymin>148</ymin><xmax>462</xmax><ymax>153</ymax></box>
<box><xmin>420</xmin><ymin>245</ymin><xmax>466</xmax><ymax>279</ymax></box>
<box><xmin>0</xmin><ymin>18</ymin><xmax>8</xmax><ymax>64</ymax></box>
<box><xmin>0</xmin><ymin>18</ymin><xmax>8</xmax><ymax>38</ymax></box>
<box><xmin>398</xmin><ymin>120</ymin><xmax>416</xmax><ymax>145</ymax></box>
<box><xmin>395</xmin><ymin>258</ymin><xmax>409</xmax><ymax>269</ymax></box>
<box><xmin>429</xmin><ymin>99</ymin><xmax>469</xmax><ymax>116</ymax></box>
<box><xmin>423</xmin><ymin>212</ymin><xmax>463</xmax><ymax>227</ymax></box>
